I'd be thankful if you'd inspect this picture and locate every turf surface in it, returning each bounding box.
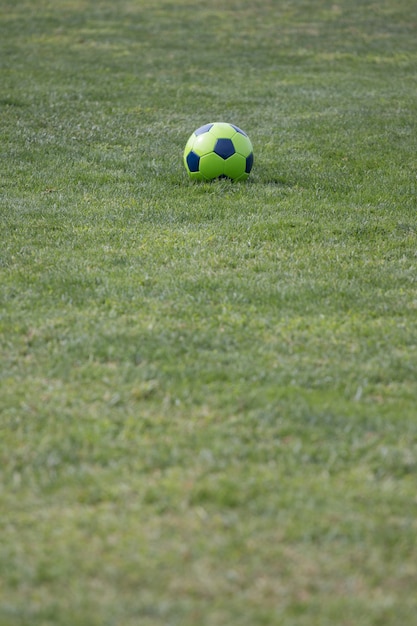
[1,1,417,624]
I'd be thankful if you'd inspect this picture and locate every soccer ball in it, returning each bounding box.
[183,122,254,181]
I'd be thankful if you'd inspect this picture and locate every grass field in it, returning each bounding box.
[1,0,417,624]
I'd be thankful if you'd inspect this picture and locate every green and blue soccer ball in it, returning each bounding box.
[184,122,253,181]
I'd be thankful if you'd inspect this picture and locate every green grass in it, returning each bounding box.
[1,0,417,624]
